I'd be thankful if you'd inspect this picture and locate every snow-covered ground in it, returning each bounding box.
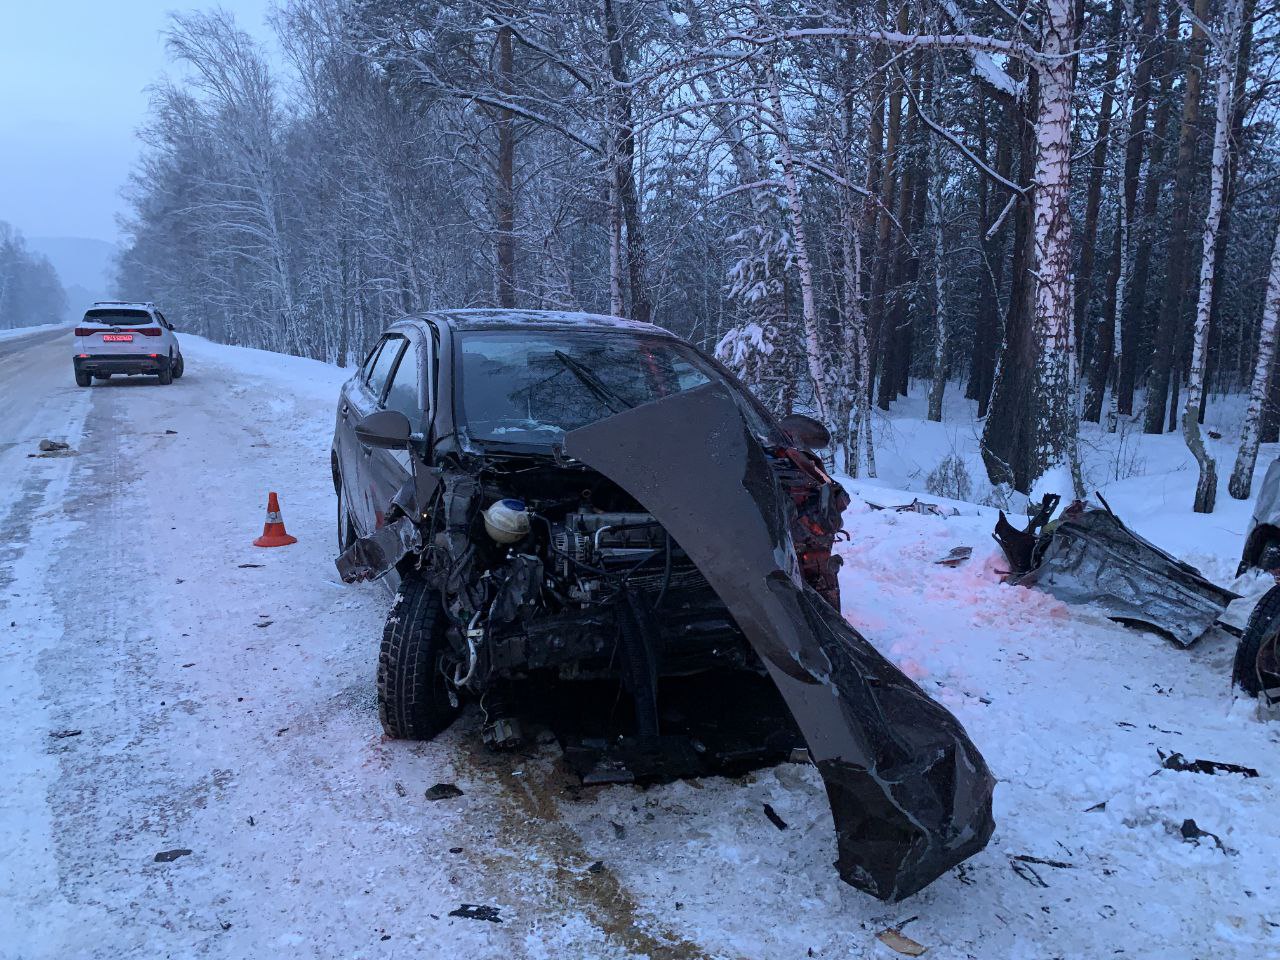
[1,329,1277,959]
[0,320,71,343]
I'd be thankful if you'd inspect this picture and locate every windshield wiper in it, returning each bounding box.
[552,350,631,414]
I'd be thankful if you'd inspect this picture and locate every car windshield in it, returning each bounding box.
[458,330,742,446]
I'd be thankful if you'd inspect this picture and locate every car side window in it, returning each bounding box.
[365,336,405,400]
[360,341,384,379]
[383,341,422,422]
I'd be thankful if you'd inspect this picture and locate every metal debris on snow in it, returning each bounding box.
[934,546,972,567]
[448,903,502,923]
[1161,751,1260,778]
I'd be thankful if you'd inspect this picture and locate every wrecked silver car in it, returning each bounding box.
[332,309,994,901]
[995,497,1237,647]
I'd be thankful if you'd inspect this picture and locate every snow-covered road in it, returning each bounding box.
[1,329,1277,959]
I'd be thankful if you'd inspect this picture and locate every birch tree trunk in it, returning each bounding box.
[1183,0,1245,513]
[1229,221,1280,499]
[763,55,831,419]
[495,19,517,308]
[1146,0,1210,434]
[1029,0,1081,486]
[927,114,948,423]
[608,159,623,317]
[1091,0,1140,432]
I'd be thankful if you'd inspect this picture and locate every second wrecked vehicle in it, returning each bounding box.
[332,309,995,901]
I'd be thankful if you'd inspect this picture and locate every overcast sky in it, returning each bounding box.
[0,1,274,244]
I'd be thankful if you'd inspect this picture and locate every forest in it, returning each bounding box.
[114,0,1280,509]
[1,222,66,329]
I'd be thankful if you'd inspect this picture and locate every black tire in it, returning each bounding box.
[1234,584,1280,696]
[74,369,91,387]
[377,574,461,740]
[157,361,173,385]
[173,353,184,379]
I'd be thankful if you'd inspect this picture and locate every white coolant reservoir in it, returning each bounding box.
[482,499,531,543]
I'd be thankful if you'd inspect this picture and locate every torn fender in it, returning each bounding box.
[564,384,995,901]
[336,515,422,583]
[1017,508,1236,647]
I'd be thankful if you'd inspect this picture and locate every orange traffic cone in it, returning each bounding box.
[253,491,298,547]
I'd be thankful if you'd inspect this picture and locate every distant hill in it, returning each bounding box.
[27,236,119,314]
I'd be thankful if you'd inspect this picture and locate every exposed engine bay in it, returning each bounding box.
[341,437,845,751]
[337,383,995,902]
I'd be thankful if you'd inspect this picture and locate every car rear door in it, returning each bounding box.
[348,333,410,532]
[368,328,430,519]
[154,311,179,359]
[335,340,385,534]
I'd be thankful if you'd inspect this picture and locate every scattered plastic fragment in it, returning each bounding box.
[877,927,927,956]
[425,783,463,801]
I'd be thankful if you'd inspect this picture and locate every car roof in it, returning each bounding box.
[412,309,676,337]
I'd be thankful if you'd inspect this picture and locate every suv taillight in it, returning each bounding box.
[140,327,162,337]
[74,327,94,336]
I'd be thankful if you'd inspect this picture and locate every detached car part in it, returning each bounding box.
[564,385,994,901]
[995,499,1236,647]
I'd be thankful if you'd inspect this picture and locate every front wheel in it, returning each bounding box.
[172,353,184,379]
[377,574,461,740]
[1234,584,1280,697]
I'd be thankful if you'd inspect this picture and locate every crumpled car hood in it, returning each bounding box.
[564,383,995,901]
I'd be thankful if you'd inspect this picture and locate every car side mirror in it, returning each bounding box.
[355,409,412,450]
[779,413,830,451]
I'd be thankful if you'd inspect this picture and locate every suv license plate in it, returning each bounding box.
[102,334,133,342]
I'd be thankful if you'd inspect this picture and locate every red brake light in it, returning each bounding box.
[75,327,94,336]
[140,327,162,337]
[149,353,159,358]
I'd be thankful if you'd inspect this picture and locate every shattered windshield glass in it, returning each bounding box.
[458,331,724,445]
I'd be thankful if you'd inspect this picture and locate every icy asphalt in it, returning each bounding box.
[1,327,1277,959]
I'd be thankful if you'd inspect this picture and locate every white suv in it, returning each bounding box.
[73,301,185,386]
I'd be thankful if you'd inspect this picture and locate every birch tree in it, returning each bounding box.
[1183,0,1246,513]
[1229,220,1280,500]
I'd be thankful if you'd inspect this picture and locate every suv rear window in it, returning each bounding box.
[84,309,151,324]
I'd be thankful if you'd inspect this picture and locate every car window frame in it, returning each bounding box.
[358,340,384,382]
[364,334,408,405]
[381,333,425,427]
